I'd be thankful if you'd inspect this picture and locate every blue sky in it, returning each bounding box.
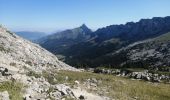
[0,0,170,33]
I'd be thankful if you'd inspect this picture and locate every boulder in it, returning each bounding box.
[0,67,12,76]
[0,91,10,100]
[145,76,151,81]
[0,67,5,72]
[50,91,62,99]
[136,73,142,79]
[79,95,85,100]
[152,77,161,82]
[74,80,80,85]
[91,78,98,83]
[55,84,75,98]
[120,71,126,76]
[23,94,32,100]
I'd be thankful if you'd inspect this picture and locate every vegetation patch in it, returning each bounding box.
[0,45,10,53]
[0,45,5,51]
[156,71,170,76]
[10,63,17,67]
[6,30,16,38]
[154,32,170,42]
[25,61,33,66]
[42,71,57,85]
[0,81,23,100]
[122,68,146,72]
[46,87,55,100]
[55,70,170,100]
[26,71,41,78]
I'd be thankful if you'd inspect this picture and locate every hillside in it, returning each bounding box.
[100,32,170,70]
[0,26,75,71]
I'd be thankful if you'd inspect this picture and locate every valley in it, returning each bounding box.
[1,0,170,99]
[37,17,170,74]
[1,11,170,100]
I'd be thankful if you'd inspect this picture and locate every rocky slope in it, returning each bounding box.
[0,25,75,72]
[0,25,111,100]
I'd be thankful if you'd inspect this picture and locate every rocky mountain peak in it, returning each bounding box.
[80,24,88,29]
[80,24,92,35]
[79,24,92,34]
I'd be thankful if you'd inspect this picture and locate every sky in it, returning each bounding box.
[0,0,170,33]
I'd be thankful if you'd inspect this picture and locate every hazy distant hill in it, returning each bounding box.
[16,31,47,41]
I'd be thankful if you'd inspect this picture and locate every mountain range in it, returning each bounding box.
[37,16,170,71]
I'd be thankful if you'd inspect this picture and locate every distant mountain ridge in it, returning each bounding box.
[16,31,47,41]
[38,16,170,70]
[94,16,170,42]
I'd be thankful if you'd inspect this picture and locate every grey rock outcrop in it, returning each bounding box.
[94,68,170,83]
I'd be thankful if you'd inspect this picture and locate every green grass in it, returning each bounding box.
[155,71,170,76]
[42,71,57,85]
[0,45,6,51]
[0,81,23,100]
[25,61,33,66]
[6,30,16,38]
[154,32,170,42]
[123,68,146,72]
[26,70,41,78]
[54,70,170,100]
[10,63,17,67]
[0,45,10,53]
